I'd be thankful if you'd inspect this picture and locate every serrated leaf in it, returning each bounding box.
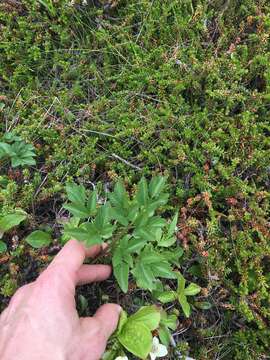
[100,224,115,239]
[136,177,148,206]
[0,240,7,253]
[149,176,167,198]
[95,202,111,231]
[132,262,155,290]
[162,314,178,330]
[109,181,129,208]
[133,210,150,227]
[159,325,171,347]
[65,223,102,246]
[87,190,97,214]
[178,293,191,317]
[118,321,152,359]
[152,262,176,279]
[168,212,178,237]
[184,283,201,296]
[66,183,86,205]
[25,230,52,249]
[126,237,147,253]
[129,306,161,331]
[0,212,27,233]
[110,207,129,226]
[176,272,186,294]
[112,247,122,267]
[0,142,13,155]
[63,203,90,218]
[157,291,177,304]
[114,262,129,293]
[126,202,138,221]
[162,248,184,264]
[148,216,167,228]
[140,251,162,264]
[146,193,169,213]
[158,236,176,247]
[133,227,155,242]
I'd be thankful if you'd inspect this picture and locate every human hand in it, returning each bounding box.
[0,239,122,360]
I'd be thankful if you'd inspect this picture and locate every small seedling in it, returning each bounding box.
[0,133,36,168]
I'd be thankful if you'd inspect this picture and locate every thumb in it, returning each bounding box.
[94,303,122,340]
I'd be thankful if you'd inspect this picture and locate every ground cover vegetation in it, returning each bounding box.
[0,0,269,359]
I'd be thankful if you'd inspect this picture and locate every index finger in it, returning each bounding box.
[47,240,104,275]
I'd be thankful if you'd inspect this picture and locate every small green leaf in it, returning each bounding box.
[112,247,122,267]
[158,236,176,247]
[114,262,129,293]
[157,291,177,304]
[162,247,184,264]
[162,314,178,330]
[87,190,97,214]
[148,216,167,228]
[149,176,167,198]
[117,310,128,335]
[64,223,102,246]
[188,264,203,278]
[100,224,115,239]
[0,240,7,253]
[25,230,52,249]
[0,212,27,233]
[168,212,178,236]
[61,217,80,243]
[118,321,152,359]
[184,283,201,296]
[178,293,191,317]
[110,207,128,226]
[194,301,212,310]
[127,203,139,222]
[129,305,161,331]
[176,272,186,295]
[159,325,171,347]
[95,202,111,231]
[63,203,90,218]
[66,183,86,205]
[152,262,176,279]
[133,227,155,242]
[126,237,147,253]
[136,177,148,206]
[0,142,13,156]
[109,181,129,208]
[132,262,155,290]
[78,294,88,313]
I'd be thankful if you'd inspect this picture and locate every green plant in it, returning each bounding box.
[0,211,27,252]
[0,133,36,168]
[154,272,201,318]
[36,0,56,16]
[25,230,52,248]
[63,177,183,293]
[103,305,176,360]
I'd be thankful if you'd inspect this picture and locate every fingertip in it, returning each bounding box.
[94,303,122,338]
[76,264,112,285]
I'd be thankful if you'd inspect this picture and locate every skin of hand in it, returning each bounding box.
[0,239,122,360]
